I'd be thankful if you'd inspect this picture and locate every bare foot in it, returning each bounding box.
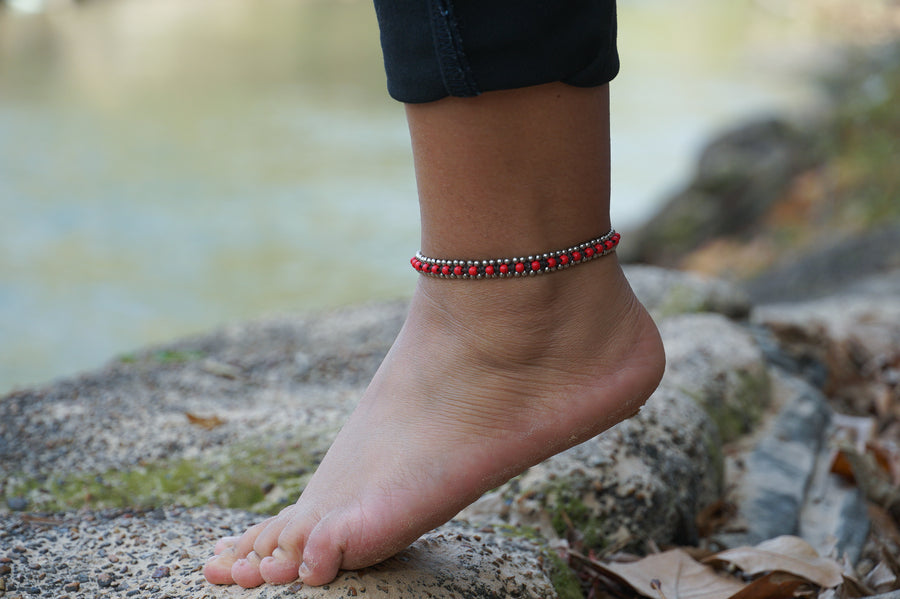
[203,257,664,587]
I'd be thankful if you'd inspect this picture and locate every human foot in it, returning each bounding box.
[203,256,664,587]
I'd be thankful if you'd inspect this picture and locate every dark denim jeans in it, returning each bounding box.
[373,0,619,103]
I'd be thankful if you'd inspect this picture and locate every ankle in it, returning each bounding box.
[411,256,644,362]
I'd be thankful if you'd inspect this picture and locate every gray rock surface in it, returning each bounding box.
[0,509,562,599]
[743,225,900,304]
[714,368,870,564]
[715,369,833,545]
[624,265,751,320]
[659,313,771,442]
[752,271,900,402]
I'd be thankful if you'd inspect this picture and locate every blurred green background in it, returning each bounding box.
[0,0,885,393]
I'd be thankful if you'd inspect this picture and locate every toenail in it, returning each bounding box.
[298,562,311,580]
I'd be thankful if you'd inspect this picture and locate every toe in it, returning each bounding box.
[203,519,272,585]
[259,549,304,584]
[230,551,266,588]
[251,506,296,558]
[258,508,318,584]
[213,536,239,555]
[203,554,236,585]
[296,521,345,587]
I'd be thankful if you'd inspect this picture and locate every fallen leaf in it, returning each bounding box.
[185,412,226,430]
[591,549,746,599]
[830,450,856,482]
[704,536,843,588]
[727,571,811,599]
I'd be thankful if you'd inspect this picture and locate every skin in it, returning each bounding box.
[203,82,666,588]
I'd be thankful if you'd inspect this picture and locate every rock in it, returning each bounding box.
[624,117,823,267]
[714,367,870,563]
[798,438,870,565]
[624,265,752,320]
[0,508,565,599]
[659,313,771,441]
[0,302,409,513]
[743,226,900,304]
[715,370,833,545]
[752,274,900,402]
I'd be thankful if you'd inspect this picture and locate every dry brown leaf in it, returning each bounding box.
[704,536,843,588]
[592,549,746,599]
[185,411,226,430]
[831,450,857,482]
[727,571,811,599]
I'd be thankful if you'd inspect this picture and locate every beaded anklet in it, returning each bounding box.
[411,230,620,279]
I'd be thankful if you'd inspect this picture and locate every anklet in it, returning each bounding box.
[411,230,620,279]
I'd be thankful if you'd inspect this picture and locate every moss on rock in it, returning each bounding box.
[3,436,321,514]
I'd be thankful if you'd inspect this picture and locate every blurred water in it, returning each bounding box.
[1,0,831,392]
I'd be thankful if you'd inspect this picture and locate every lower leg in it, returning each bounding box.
[204,82,665,588]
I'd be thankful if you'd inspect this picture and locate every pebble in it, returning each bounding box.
[6,497,27,511]
[63,581,80,592]
[97,572,114,588]
[0,564,10,575]
[151,566,170,578]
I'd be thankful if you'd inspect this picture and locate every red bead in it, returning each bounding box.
[604,240,614,250]
[612,233,621,243]
[595,244,604,253]
[531,260,541,271]
[485,264,495,276]
[430,264,440,274]
[468,265,478,277]
[547,257,557,268]
[441,265,450,275]
[572,251,582,262]
[560,254,570,265]
[515,262,525,273]
[499,264,509,274]
[453,265,463,276]
[584,247,595,258]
